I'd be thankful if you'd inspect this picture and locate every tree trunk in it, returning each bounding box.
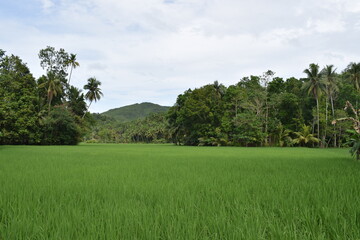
[330,95,336,147]
[82,101,92,119]
[265,99,268,146]
[316,97,321,147]
[235,99,238,119]
[48,94,53,114]
[324,97,328,148]
[264,84,269,146]
[339,126,342,148]
[68,66,73,85]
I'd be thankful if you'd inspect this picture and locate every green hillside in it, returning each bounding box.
[101,102,170,122]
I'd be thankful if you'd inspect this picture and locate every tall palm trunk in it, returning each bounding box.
[330,96,336,147]
[68,66,73,85]
[82,100,92,119]
[265,99,268,146]
[324,96,328,147]
[48,92,53,114]
[316,97,321,147]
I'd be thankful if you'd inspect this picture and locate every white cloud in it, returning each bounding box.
[1,0,360,112]
[40,0,54,12]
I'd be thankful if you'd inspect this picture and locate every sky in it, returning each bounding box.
[1,0,360,113]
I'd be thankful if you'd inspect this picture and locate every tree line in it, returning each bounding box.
[1,46,359,157]
[0,47,102,145]
[87,113,170,144]
[87,62,359,158]
[167,65,359,148]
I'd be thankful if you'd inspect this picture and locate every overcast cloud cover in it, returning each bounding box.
[1,0,360,112]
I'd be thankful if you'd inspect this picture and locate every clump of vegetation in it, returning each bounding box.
[333,101,360,160]
[167,64,359,147]
[41,106,82,145]
[292,125,319,147]
[1,46,359,148]
[0,47,103,145]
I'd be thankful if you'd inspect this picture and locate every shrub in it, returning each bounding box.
[41,106,81,145]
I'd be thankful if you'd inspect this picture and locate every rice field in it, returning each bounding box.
[0,144,359,239]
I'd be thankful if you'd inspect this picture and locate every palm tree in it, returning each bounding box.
[345,62,360,112]
[39,72,63,112]
[66,54,80,85]
[345,62,360,92]
[302,63,325,146]
[277,124,292,147]
[293,125,320,147]
[322,65,338,147]
[213,80,226,98]
[83,77,103,118]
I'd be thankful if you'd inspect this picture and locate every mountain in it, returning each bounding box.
[101,102,170,122]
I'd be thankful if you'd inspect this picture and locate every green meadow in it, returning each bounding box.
[0,144,360,239]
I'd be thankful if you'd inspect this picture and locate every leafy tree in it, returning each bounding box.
[231,112,265,146]
[167,84,224,145]
[273,92,302,131]
[83,77,103,118]
[38,46,69,80]
[42,106,81,145]
[167,89,192,144]
[0,54,40,144]
[268,77,285,95]
[67,86,87,117]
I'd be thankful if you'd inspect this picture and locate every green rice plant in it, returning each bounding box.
[0,145,359,239]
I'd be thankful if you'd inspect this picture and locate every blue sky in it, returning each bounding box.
[1,0,360,113]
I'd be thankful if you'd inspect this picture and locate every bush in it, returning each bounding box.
[41,106,81,145]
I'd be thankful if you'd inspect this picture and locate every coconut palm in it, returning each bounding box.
[302,63,325,146]
[83,77,103,118]
[322,65,338,146]
[66,53,79,85]
[39,72,63,112]
[277,124,293,147]
[345,62,360,92]
[213,80,226,98]
[293,125,320,147]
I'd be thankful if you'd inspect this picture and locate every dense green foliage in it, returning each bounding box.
[332,101,360,160]
[88,64,359,151]
[1,145,359,239]
[0,54,40,144]
[88,112,170,143]
[41,106,82,145]
[0,47,102,145]
[102,102,170,122]
[0,46,358,149]
[168,66,359,147]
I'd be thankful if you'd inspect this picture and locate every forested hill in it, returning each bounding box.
[101,102,170,122]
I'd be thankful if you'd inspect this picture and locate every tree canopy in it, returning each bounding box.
[0,47,102,145]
